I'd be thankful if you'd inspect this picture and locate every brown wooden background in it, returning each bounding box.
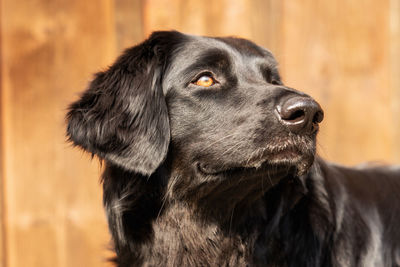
[1,0,399,266]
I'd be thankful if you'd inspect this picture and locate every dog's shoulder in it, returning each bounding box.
[308,160,400,266]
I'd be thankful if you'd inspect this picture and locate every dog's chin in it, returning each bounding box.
[197,161,294,177]
[266,152,315,176]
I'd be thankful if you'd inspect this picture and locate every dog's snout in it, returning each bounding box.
[276,97,324,134]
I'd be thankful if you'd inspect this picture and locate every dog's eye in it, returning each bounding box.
[194,75,215,87]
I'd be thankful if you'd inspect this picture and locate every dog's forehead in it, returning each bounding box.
[185,35,276,59]
[170,35,278,68]
[197,35,274,56]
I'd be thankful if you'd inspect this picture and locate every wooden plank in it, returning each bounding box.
[1,0,117,266]
[142,0,283,54]
[279,0,396,165]
[248,0,284,57]
[115,0,145,51]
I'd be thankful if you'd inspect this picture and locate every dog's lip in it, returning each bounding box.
[267,147,303,161]
[197,162,224,175]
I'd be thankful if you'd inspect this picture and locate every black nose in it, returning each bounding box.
[277,97,324,134]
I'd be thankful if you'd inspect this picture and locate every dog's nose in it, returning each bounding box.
[277,97,324,134]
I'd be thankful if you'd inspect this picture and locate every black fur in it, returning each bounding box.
[67,31,400,266]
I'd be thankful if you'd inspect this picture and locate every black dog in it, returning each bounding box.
[67,31,400,266]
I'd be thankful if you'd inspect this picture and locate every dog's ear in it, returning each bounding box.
[67,31,183,175]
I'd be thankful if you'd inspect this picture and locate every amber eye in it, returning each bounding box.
[194,75,215,87]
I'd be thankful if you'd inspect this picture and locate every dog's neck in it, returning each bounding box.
[164,166,306,225]
[148,170,308,266]
[151,200,256,266]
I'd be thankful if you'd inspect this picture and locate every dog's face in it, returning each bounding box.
[164,35,323,180]
[67,31,323,193]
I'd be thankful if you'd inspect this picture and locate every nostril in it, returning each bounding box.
[284,109,306,123]
[313,110,324,124]
[277,102,307,124]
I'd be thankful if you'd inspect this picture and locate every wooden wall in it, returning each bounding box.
[1,0,399,266]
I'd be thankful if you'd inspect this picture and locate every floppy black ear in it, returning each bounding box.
[67,31,184,175]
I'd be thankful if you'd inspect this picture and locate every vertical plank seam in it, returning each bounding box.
[390,0,400,160]
[0,0,8,265]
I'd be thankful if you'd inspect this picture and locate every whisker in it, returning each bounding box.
[200,133,241,152]
[229,205,235,236]
[220,141,244,157]
[157,175,179,220]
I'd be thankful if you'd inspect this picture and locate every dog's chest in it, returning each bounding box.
[146,204,253,266]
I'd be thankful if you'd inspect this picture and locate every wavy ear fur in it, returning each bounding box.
[67,31,184,175]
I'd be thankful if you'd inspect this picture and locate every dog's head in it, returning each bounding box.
[67,31,323,190]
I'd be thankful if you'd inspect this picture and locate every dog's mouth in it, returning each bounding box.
[197,136,316,177]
